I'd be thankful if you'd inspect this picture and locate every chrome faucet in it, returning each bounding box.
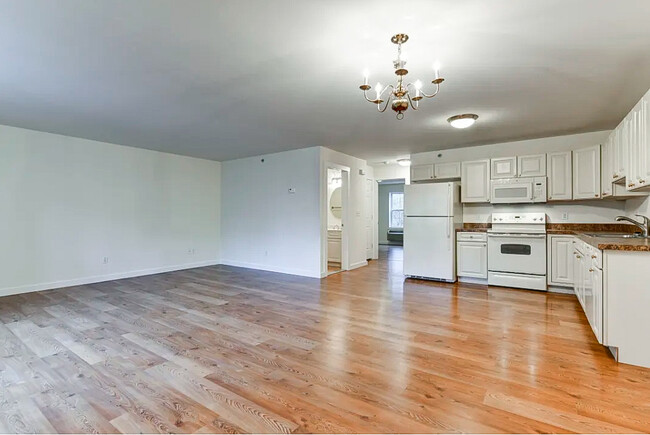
[616,214,650,237]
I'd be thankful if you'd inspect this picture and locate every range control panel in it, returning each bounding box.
[491,212,546,224]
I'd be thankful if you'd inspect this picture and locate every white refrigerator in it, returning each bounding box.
[403,182,462,281]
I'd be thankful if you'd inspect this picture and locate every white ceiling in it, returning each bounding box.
[1,0,649,162]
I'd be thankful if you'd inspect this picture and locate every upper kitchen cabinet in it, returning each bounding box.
[411,162,461,182]
[613,126,626,182]
[573,145,601,200]
[547,151,572,201]
[602,136,613,197]
[410,164,434,182]
[626,91,650,191]
[517,154,546,177]
[433,162,461,180]
[461,159,490,203]
[490,157,517,179]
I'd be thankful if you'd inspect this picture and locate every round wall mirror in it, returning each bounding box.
[330,187,342,218]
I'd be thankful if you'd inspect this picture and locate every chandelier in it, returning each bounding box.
[359,33,444,120]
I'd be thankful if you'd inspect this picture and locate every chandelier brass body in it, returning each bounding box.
[359,33,444,120]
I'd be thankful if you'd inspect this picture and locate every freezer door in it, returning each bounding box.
[403,216,455,281]
[404,183,452,217]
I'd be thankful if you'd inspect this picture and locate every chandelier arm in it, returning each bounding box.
[406,92,419,110]
[378,84,395,100]
[419,82,440,99]
[377,93,393,112]
[362,89,376,104]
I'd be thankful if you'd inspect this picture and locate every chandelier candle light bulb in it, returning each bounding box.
[359,34,444,119]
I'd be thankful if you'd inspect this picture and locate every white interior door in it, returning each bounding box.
[364,178,373,260]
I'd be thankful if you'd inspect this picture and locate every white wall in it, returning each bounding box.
[220,147,322,278]
[371,163,410,183]
[410,131,630,223]
[320,147,375,276]
[625,196,650,219]
[464,201,626,224]
[0,124,221,297]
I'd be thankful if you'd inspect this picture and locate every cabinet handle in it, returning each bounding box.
[589,268,594,272]
[629,183,636,188]
[576,255,582,259]
[591,255,597,259]
[640,179,646,184]
[613,173,619,178]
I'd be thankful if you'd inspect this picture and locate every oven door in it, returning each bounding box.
[488,233,547,275]
[490,180,534,204]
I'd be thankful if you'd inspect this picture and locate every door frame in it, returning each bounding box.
[321,162,350,277]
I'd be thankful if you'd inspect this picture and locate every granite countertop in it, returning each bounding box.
[572,233,650,252]
[457,223,650,251]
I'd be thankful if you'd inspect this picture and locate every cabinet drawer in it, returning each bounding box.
[457,232,487,242]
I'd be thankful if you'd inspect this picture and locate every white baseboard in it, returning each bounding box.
[458,276,488,285]
[0,259,221,298]
[547,285,575,294]
[348,260,368,271]
[219,259,321,279]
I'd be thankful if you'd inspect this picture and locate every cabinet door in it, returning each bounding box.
[601,137,613,197]
[461,159,490,203]
[624,115,639,190]
[628,109,642,190]
[547,151,572,201]
[572,246,584,306]
[591,267,603,343]
[615,121,627,181]
[573,145,601,199]
[327,239,341,262]
[548,236,574,286]
[491,157,517,179]
[517,154,546,177]
[637,93,650,186]
[433,162,461,180]
[411,164,434,182]
[457,242,487,279]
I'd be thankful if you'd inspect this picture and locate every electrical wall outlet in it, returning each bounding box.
[561,212,569,221]
[102,257,109,264]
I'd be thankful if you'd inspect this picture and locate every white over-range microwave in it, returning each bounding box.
[490,177,547,204]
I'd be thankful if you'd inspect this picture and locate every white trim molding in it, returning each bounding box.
[0,259,221,298]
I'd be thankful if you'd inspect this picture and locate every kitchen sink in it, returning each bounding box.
[584,233,648,239]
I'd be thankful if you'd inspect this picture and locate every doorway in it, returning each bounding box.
[326,167,344,274]
[378,179,405,248]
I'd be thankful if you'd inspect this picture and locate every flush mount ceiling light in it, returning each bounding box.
[397,159,411,167]
[359,33,444,120]
[447,114,478,129]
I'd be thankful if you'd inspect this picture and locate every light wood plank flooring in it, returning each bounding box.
[1,246,650,433]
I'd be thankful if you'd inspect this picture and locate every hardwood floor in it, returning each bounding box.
[1,246,650,433]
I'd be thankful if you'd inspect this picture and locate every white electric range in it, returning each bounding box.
[487,212,547,291]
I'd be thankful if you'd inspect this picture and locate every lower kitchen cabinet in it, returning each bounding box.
[547,235,574,287]
[572,239,603,344]
[457,232,487,279]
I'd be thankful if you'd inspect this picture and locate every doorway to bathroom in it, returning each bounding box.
[326,167,346,275]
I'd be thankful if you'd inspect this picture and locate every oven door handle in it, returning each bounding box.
[488,233,547,239]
